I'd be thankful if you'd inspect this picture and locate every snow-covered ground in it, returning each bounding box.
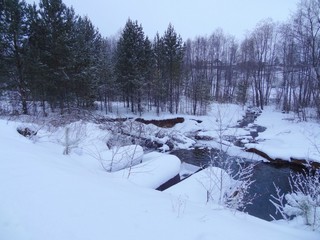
[0,116,319,240]
[245,107,320,163]
[114,152,181,189]
[165,166,236,204]
[163,104,320,164]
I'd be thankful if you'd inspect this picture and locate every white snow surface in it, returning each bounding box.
[100,145,144,172]
[165,167,235,204]
[245,107,320,163]
[0,118,319,240]
[114,152,181,189]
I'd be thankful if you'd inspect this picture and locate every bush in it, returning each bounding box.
[270,168,320,231]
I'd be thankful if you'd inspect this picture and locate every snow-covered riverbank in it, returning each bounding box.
[152,104,320,167]
[244,107,320,166]
[0,116,319,240]
[113,103,320,167]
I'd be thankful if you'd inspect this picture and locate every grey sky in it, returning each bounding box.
[27,0,299,40]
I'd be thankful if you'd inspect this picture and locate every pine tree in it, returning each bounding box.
[35,0,76,114]
[96,37,117,113]
[162,24,185,113]
[0,0,30,114]
[115,19,147,113]
[24,2,48,114]
[152,33,166,114]
[141,36,154,111]
[71,16,102,108]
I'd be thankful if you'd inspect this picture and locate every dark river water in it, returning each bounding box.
[171,148,303,221]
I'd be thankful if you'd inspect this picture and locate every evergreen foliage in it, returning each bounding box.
[115,19,147,114]
[0,0,29,114]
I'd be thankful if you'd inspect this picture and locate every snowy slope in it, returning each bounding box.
[0,119,319,240]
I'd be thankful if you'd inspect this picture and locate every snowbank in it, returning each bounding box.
[245,107,320,164]
[0,118,319,240]
[113,152,181,189]
[99,145,144,172]
[165,167,235,204]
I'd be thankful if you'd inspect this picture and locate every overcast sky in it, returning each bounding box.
[26,0,299,40]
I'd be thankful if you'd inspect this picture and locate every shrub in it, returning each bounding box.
[270,168,320,231]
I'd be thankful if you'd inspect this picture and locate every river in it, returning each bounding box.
[171,148,303,221]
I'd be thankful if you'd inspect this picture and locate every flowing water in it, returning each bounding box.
[163,107,303,221]
[171,148,303,221]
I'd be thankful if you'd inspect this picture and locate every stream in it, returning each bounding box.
[171,148,303,221]
[169,107,302,221]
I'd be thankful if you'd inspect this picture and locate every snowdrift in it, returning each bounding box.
[165,167,235,204]
[0,119,319,240]
[113,152,181,189]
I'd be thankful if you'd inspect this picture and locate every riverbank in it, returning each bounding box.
[243,107,320,168]
[164,105,320,169]
[1,117,319,239]
[7,103,320,168]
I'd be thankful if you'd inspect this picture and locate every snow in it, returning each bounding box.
[180,162,201,179]
[245,107,320,163]
[167,103,262,160]
[172,103,245,134]
[165,167,235,204]
[100,145,144,172]
[164,103,320,164]
[113,152,181,189]
[0,118,319,240]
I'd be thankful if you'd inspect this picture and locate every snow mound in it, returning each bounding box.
[165,167,235,204]
[114,152,181,189]
[99,145,144,172]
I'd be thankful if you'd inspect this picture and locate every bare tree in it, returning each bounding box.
[237,37,255,106]
[247,19,278,109]
[184,37,211,115]
[292,0,320,118]
[208,29,226,102]
[277,23,298,113]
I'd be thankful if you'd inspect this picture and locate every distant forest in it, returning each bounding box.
[1,0,320,118]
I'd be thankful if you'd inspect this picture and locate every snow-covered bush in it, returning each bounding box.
[223,161,255,210]
[200,166,234,205]
[105,119,145,148]
[270,169,320,231]
[171,195,187,218]
[202,152,255,211]
[58,122,87,155]
[99,145,144,173]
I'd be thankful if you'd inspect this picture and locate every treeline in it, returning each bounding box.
[1,0,320,118]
